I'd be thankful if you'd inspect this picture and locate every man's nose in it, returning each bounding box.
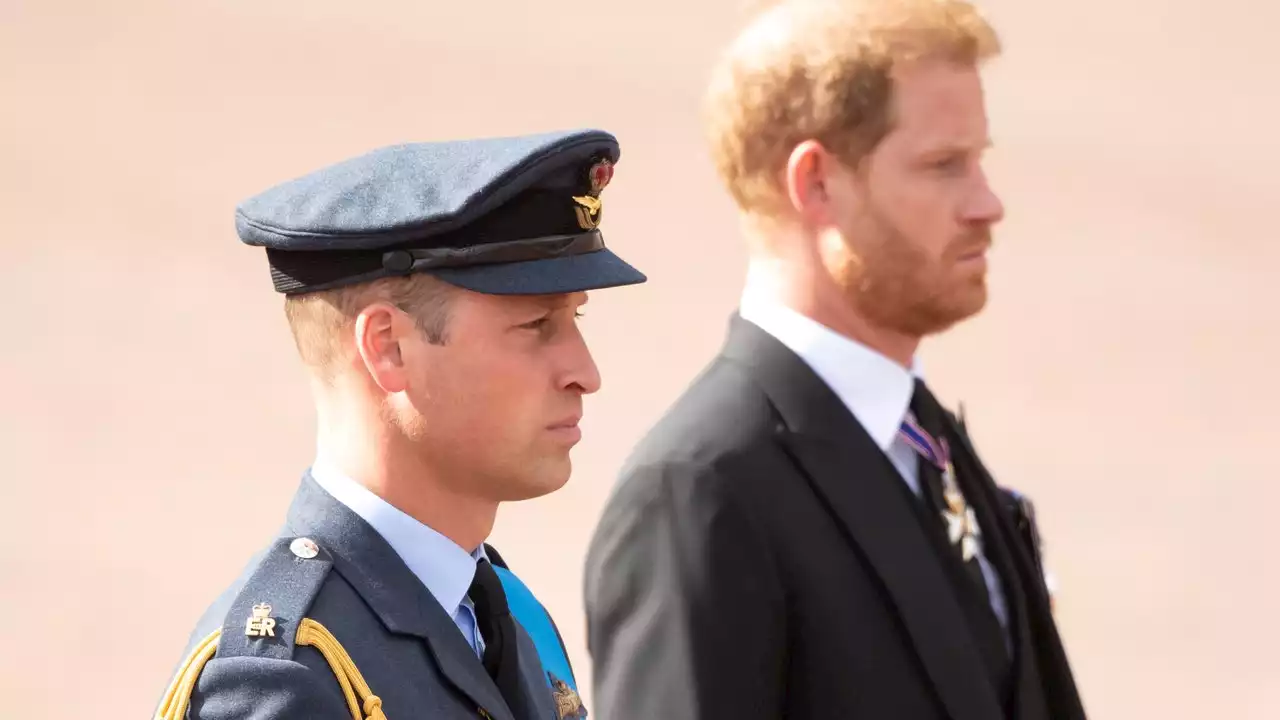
[561,332,602,395]
[964,169,1004,225]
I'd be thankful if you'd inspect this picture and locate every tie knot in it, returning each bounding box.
[901,379,950,471]
[468,559,509,619]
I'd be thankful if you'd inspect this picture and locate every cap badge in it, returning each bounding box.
[572,159,613,230]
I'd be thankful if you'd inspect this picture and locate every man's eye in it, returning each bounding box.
[520,316,551,330]
[931,153,978,176]
[574,310,585,319]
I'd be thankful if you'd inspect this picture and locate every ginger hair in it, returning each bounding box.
[704,0,1001,213]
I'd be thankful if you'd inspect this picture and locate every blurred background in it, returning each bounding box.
[3,0,1278,717]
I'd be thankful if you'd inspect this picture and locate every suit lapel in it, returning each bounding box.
[942,417,1042,717]
[943,416,1086,720]
[721,316,1004,720]
[284,475,517,720]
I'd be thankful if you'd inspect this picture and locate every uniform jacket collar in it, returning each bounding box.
[282,473,517,720]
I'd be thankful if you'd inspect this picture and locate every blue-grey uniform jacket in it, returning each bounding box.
[154,474,586,720]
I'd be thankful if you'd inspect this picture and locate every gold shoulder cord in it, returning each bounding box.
[153,618,388,720]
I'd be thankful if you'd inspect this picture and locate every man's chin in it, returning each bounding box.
[502,459,572,502]
[906,288,988,337]
[950,285,988,322]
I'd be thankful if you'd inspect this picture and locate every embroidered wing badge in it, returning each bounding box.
[548,672,587,719]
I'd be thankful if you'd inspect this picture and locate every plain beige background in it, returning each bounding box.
[3,0,1277,717]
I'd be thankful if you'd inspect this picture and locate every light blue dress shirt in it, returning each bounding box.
[739,286,1010,640]
[310,459,487,657]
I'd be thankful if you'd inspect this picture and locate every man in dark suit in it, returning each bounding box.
[153,129,644,720]
[583,1,1087,718]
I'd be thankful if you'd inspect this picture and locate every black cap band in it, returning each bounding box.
[380,230,604,275]
[267,230,606,294]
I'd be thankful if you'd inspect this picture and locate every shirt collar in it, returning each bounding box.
[738,285,922,451]
[309,458,487,619]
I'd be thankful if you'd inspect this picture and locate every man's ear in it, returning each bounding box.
[785,140,837,223]
[354,302,412,394]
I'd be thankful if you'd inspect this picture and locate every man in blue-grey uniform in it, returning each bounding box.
[153,129,645,720]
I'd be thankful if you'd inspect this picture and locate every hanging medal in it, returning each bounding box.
[939,440,982,561]
[899,415,983,561]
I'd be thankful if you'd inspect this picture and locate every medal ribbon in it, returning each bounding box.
[899,412,950,471]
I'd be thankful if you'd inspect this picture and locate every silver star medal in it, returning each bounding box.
[941,461,982,561]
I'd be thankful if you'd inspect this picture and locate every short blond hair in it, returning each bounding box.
[283,273,455,381]
[704,0,1001,213]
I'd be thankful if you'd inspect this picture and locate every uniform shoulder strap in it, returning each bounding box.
[484,544,586,717]
[154,536,390,720]
[216,536,334,660]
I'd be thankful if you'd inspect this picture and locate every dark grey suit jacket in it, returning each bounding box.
[159,474,567,720]
[584,316,1087,720]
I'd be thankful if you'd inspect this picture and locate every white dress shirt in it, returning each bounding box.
[310,459,487,656]
[738,285,1010,635]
